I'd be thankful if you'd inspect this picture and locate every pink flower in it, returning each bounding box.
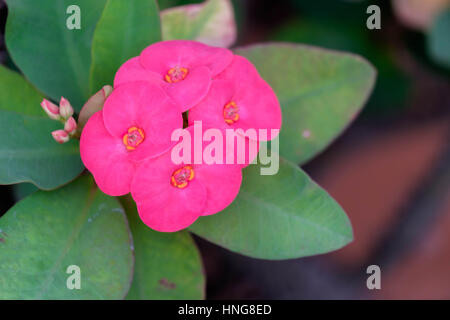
[80,82,182,196]
[77,42,282,232]
[189,55,282,141]
[114,40,233,112]
[131,127,242,232]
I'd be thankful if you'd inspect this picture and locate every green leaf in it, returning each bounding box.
[0,66,84,190]
[161,0,236,47]
[121,196,205,300]
[271,18,409,117]
[13,183,38,202]
[5,0,107,110]
[234,43,376,165]
[428,8,450,68]
[89,0,161,93]
[190,158,353,260]
[0,176,134,299]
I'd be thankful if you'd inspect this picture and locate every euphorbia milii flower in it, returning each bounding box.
[188,55,282,141]
[114,40,233,112]
[131,127,242,232]
[80,81,182,196]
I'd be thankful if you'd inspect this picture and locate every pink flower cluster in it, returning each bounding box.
[80,40,281,232]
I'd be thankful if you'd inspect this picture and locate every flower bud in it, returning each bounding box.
[78,85,113,129]
[52,130,69,144]
[102,85,113,98]
[40,99,61,120]
[64,117,77,135]
[59,97,74,119]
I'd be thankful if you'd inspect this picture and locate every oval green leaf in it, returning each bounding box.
[234,43,376,165]
[89,0,161,93]
[121,196,205,300]
[161,0,236,48]
[5,0,107,110]
[0,176,134,299]
[190,158,353,260]
[0,66,84,190]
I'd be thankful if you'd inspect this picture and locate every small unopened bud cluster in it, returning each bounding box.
[40,97,78,144]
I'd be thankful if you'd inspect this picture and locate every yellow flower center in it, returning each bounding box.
[165,66,189,83]
[170,165,195,189]
[122,126,145,151]
[223,101,239,125]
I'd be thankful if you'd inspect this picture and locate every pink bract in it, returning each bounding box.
[80,82,182,196]
[189,55,282,141]
[191,120,259,168]
[131,127,243,232]
[114,57,160,87]
[114,40,233,112]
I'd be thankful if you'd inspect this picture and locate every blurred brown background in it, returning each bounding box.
[1,0,449,299]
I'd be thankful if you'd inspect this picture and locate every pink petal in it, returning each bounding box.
[188,80,234,131]
[215,54,260,83]
[190,124,258,168]
[80,112,135,196]
[208,55,282,141]
[114,57,162,88]
[163,66,212,112]
[232,78,282,141]
[139,40,233,77]
[136,197,202,233]
[131,152,206,232]
[223,131,260,168]
[195,162,242,216]
[188,81,260,167]
[171,126,244,214]
[102,81,183,162]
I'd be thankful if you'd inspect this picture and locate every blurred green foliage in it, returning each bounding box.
[270,0,410,117]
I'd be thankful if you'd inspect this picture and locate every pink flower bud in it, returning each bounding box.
[64,117,77,135]
[52,130,69,144]
[59,97,74,119]
[40,99,61,120]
